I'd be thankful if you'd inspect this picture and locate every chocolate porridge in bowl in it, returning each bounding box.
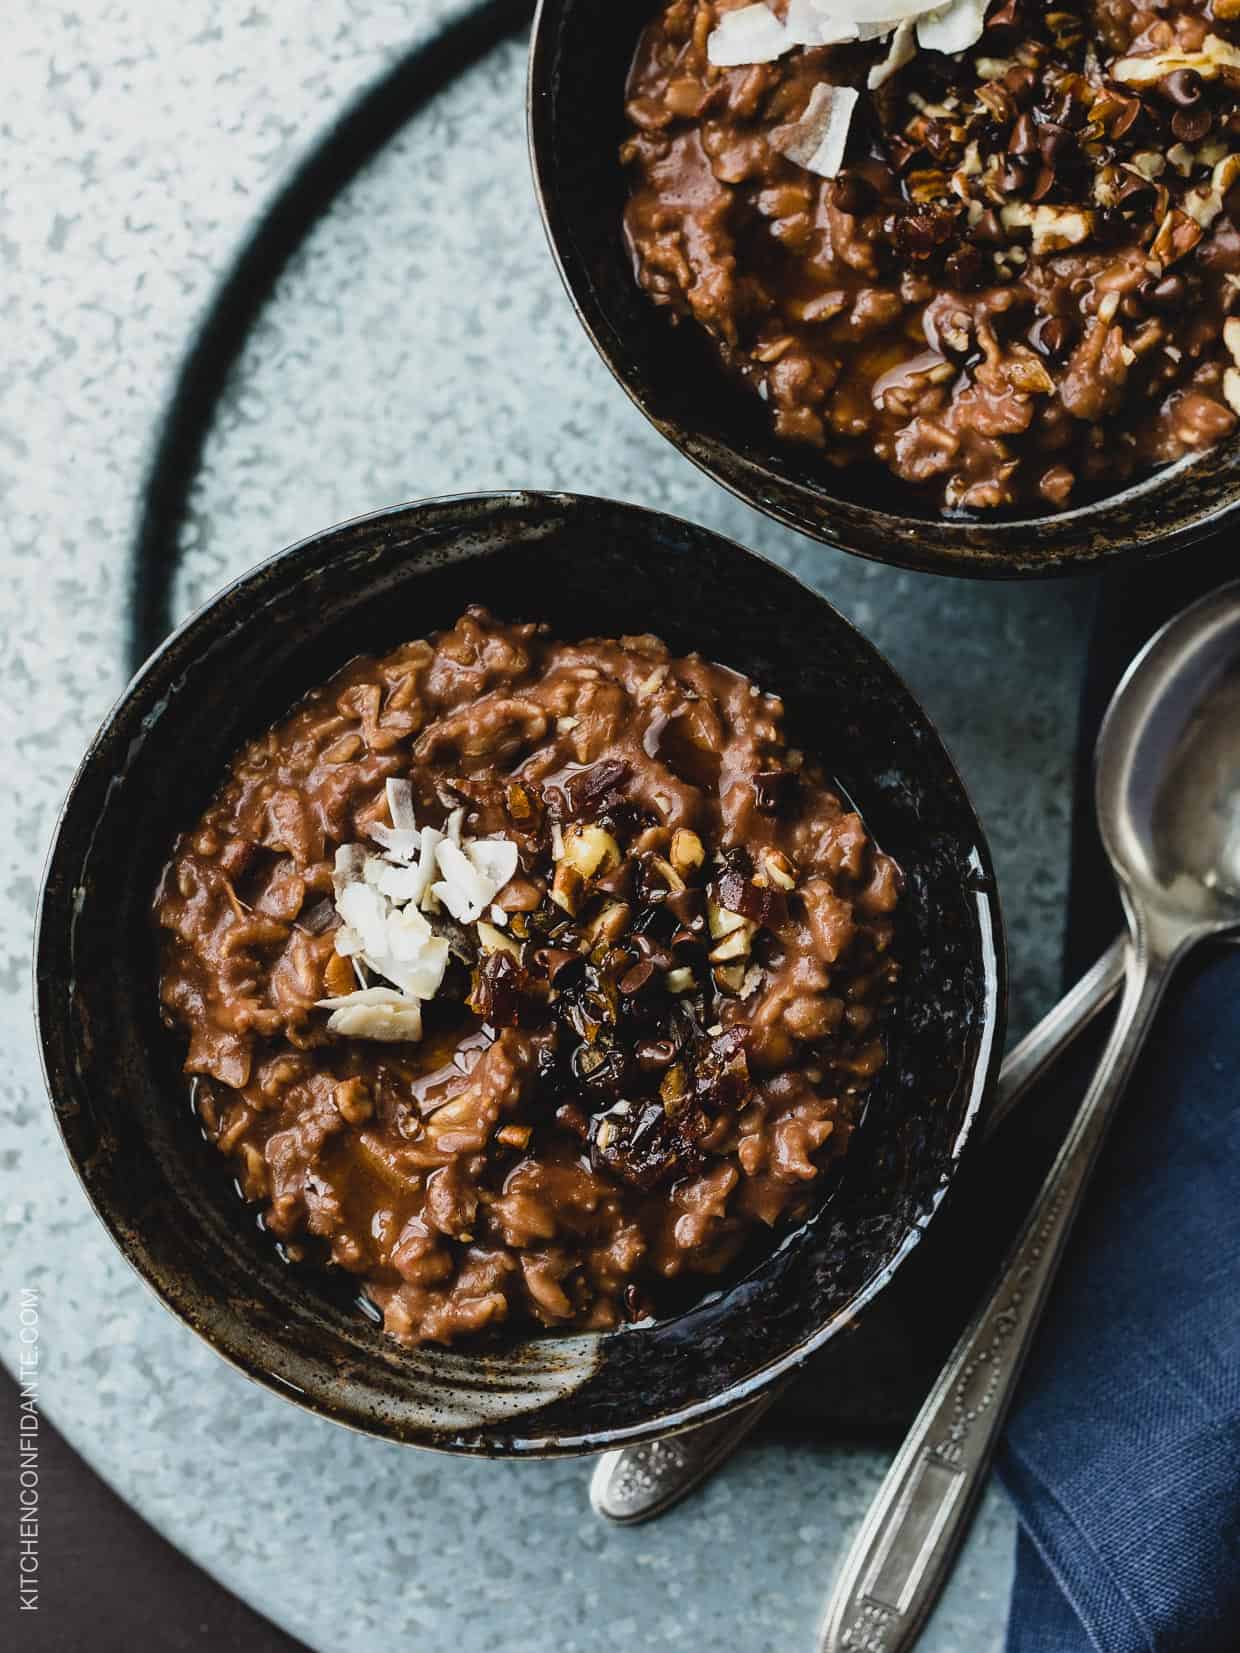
[622,0,1240,513]
[157,609,901,1349]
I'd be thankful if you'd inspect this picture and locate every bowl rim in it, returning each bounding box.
[525,0,1240,581]
[35,488,1006,1455]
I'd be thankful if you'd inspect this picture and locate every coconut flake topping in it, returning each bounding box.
[704,0,989,170]
[770,81,860,176]
[315,789,521,1042]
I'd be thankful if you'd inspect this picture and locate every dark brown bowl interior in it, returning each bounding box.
[527,0,1240,577]
[37,492,1004,1455]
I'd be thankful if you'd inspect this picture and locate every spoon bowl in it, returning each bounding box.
[1098,581,1240,943]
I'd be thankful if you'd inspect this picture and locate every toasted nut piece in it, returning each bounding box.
[670,828,705,876]
[1225,368,1240,416]
[560,822,621,879]
[1001,201,1093,254]
[239,1140,268,1199]
[586,900,632,945]
[551,862,586,915]
[334,1077,374,1125]
[759,847,797,892]
[665,965,696,994]
[713,963,748,995]
[709,924,756,964]
[1225,316,1240,365]
[322,733,363,765]
[708,899,751,940]
[477,920,521,958]
[660,1064,688,1105]
[651,854,687,895]
[595,1119,617,1149]
[323,950,355,998]
[636,664,668,700]
[496,1123,532,1150]
[1113,35,1240,86]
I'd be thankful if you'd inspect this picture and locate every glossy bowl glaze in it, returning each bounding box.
[527,0,1240,578]
[37,492,1004,1455]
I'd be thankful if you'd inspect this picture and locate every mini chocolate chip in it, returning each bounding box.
[632,932,675,970]
[1116,172,1156,215]
[537,946,583,985]
[664,887,705,929]
[944,243,983,288]
[1120,292,1145,320]
[1037,121,1074,164]
[1029,163,1056,203]
[619,960,655,995]
[636,1038,677,1071]
[751,769,794,811]
[885,137,923,175]
[1001,156,1034,194]
[831,171,877,216]
[1094,207,1130,245]
[555,1101,590,1140]
[1109,96,1142,140]
[1171,106,1212,144]
[1035,315,1075,359]
[1140,273,1187,311]
[971,208,1004,244]
[1159,68,1203,108]
[1050,92,1088,132]
[1003,65,1038,107]
[594,860,635,900]
[1008,113,1038,156]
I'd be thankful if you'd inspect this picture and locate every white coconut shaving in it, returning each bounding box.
[867,16,917,87]
[316,986,425,1042]
[366,777,421,860]
[703,0,989,106]
[770,81,860,177]
[915,0,986,54]
[707,2,791,65]
[317,791,522,1042]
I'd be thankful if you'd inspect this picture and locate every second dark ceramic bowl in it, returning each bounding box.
[37,492,1003,1455]
[528,0,1240,578]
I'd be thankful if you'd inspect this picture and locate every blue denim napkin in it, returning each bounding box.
[999,947,1240,1652]
[998,544,1240,1652]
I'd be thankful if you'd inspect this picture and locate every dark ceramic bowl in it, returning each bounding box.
[527,0,1240,578]
[37,492,1004,1456]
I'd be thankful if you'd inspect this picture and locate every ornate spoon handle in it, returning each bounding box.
[818,944,1170,1653]
[590,938,1127,1527]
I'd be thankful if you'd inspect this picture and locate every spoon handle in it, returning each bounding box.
[589,937,1128,1527]
[818,944,1173,1653]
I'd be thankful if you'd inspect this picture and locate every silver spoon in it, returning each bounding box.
[589,936,1126,1523]
[819,580,1240,1653]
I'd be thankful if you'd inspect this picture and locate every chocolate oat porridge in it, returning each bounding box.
[157,609,900,1347]
[622,0,1240,512]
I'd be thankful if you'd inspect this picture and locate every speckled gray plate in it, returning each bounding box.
[36,490,1004,1456]
[528,0,1240,577]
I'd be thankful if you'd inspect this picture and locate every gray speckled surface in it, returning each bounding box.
[5,1,1099,1647]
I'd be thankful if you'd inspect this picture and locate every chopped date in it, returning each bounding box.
[470,951,544,1027]
[589,1099,706,1191]
[711,855,785,929]
[548,759,632,821]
